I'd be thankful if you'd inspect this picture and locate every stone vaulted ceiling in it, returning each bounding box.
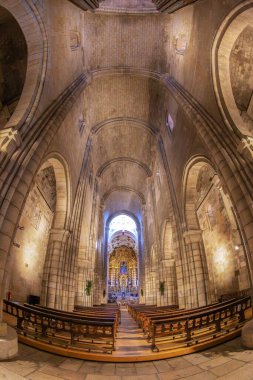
[81,1,172,218]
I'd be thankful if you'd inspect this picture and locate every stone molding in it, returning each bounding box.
[96,157,152,177]
[68,0,100,11]
[153,0,200,13]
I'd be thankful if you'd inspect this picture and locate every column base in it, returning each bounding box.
[0,325,18,360]
[241,320,253,349]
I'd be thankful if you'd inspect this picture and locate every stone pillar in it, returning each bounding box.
[139,204,147,303]
[160,259,177,306]
[104,226,110,299]
[150,178,162,306]
[41,228,71,309]
[183,229,208,308]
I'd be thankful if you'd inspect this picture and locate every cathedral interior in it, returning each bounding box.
[0,0,253,378]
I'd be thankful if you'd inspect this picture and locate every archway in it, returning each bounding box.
[0,5,27,129]
[183,157,250,305]
[107,213,139,303]
[212,1,253,137]
[161,220,178,306]
[4,155,70,305]
[0,0,46,134]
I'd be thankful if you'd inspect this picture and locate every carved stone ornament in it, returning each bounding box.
[237,136,253,160]
[0,128,22,160]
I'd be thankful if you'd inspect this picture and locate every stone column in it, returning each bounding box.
[94,204,106,305]
[161,259,177,306]
[139,204,148,303]
[41,228,71,309]
[183,229,208,308]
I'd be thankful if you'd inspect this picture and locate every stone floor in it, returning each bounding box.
[1,337,253,379]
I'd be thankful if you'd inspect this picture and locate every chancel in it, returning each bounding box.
[0,0,253,378]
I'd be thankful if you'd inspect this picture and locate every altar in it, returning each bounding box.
[108,246,138,301]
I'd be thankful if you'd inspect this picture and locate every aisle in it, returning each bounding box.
[113,306,152,357]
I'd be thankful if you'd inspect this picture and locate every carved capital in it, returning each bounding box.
[183,229,203,244]
[237,137,253,161]
[0,128,22,159]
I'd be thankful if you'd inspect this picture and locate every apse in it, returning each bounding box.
[107,213,139,302]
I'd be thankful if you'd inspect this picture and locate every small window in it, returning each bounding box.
[166,113,175,137]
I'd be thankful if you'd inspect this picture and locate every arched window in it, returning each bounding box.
[109,214,137,239]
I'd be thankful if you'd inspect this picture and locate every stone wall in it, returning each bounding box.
[7,167,55,303]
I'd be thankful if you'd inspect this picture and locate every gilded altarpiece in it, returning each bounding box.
[108,246,138,299]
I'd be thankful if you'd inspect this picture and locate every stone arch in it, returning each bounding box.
[212,0,253,137]
[160,219,178,305]
[0,6,27,129]
[104,211,142,301]
[4,154,70,303]
[182,156,250,304]
[162,219,174,260]
[39,154,71,230]
[0,1,46,132]
[182,156,215,231]
[96,157,152,178]
[37,155,71,307]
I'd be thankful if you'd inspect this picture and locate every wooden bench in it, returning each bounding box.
[219,288,251,302]
[149,296,251,352]
[74,304,121,324]
[26,303,120,324]
[4,300,117,354]
[140,300,238,338]
[23,303,120,335]
[127,303,179,329]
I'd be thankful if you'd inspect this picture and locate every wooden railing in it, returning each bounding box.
[3,300,117,354]
[24,303,121,329]
[127,304,179,327]
[218,288,251,302]
[74,304,121,324]
[150,296,251,352]
[132,300,238,336]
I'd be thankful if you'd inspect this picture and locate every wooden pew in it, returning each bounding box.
[149,296,251,352]
[73,304,121,324]
[24,303,120,331]
[218,288,251,302]
[3,300,116,354]
[140,300,237,337]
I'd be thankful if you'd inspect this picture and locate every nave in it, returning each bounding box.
[3,293,252,362]
[0,0,253,371]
